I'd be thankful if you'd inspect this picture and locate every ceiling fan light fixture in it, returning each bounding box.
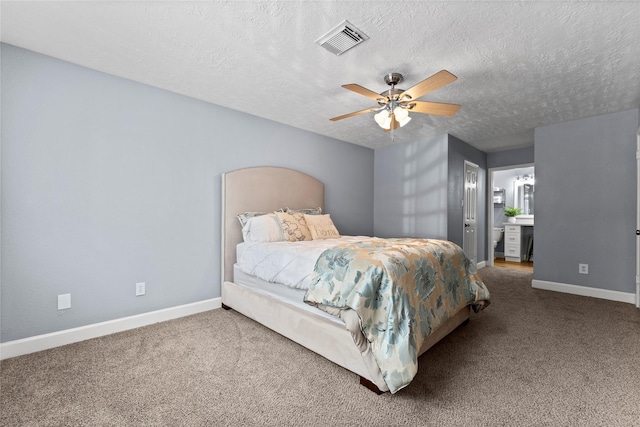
[393,106,409,122]
[374,110,390,128]
[384,106,410,128]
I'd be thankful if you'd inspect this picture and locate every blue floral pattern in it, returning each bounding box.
[304,238,490,393]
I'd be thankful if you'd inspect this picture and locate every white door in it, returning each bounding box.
[463,161,479,264]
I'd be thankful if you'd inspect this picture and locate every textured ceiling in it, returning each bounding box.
[1,1,639,151]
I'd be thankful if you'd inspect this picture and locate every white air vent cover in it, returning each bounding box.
[315,20,369,56]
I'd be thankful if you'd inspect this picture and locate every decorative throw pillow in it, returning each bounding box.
[237,211,267,228]
[242,214,284,242]
[285,207,322,215]
[275,211,313,242]
[304,214,340,240]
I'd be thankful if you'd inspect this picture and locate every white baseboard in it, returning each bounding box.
[0,298,221,360]
[532,280,635,304]
[476,261,487,269]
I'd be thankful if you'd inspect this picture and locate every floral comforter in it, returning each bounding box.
[303,238,490,393]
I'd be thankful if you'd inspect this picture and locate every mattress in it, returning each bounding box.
[236,235,369,289]
[232,265,342,324]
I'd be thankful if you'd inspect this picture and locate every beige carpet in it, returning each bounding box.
[2,267,639,426]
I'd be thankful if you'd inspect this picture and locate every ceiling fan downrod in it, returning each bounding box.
[379,72,408,105]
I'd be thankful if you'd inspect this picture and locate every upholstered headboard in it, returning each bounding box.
[221,166,325,283]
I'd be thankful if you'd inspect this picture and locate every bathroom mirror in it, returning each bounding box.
[514,176,534,215]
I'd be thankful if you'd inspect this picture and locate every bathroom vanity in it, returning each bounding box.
[504,222,534,263]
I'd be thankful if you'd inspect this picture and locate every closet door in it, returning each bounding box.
[463,161,479,265]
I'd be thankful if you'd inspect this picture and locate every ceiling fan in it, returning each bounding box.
[330,70,461,131]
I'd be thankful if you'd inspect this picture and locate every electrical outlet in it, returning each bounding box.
[136,282,146,296]
[578,264,589,274]
[57,294,71,310]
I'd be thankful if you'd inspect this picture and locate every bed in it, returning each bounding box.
[220,166,490,394]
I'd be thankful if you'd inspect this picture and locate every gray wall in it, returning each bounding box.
[1,44,375,342]
[534,108,638,293]
[373,135,449,239]
[447,135,488,262]
[487,146,534,169]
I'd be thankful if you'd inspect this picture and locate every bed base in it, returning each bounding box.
[221,279,471,393]
[222,279,389,391]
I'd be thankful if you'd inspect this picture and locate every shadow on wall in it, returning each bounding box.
[400,140,448,237]
[374,135,448,239]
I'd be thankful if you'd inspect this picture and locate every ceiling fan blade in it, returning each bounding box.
[406,101,461,116]
[399,70,458,101]
[342,84,386,102]
[330,107,380,121]
[383,114,400,132]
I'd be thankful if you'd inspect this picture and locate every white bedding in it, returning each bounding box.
[236,235,369,289]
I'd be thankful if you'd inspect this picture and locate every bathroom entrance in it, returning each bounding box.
[488,164,534,272]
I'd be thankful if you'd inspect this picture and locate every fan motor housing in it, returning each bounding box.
[378,73,410,104]
[378,88,407,105]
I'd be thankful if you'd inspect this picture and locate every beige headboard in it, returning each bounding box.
[221,166,325,283]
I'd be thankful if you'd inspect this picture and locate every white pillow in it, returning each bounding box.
[237,211,267,228]
[303,214,340,240]
[242,214,285,242]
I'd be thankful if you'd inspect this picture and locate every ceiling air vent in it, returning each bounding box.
[315,20,369,56]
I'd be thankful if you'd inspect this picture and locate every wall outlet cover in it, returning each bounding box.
[579,264,589,274]
[136,282,146,296]
[57,293,71,310]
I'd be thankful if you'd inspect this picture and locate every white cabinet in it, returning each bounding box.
[503,224,534,262]
[504,225,522,262]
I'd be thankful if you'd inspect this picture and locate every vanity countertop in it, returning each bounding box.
[505,215,534,226]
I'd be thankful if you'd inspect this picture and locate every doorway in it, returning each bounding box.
[488,164,534,272]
